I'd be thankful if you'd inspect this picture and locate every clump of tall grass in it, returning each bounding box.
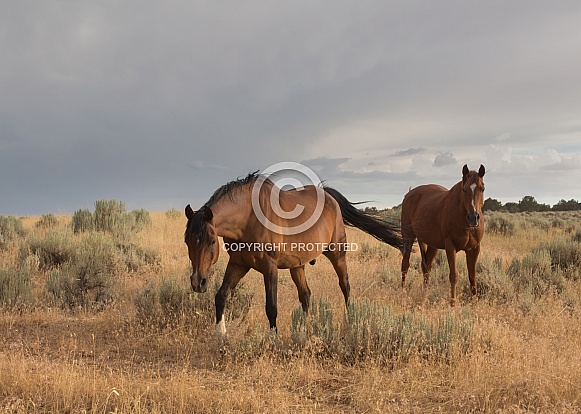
[165,208,182,220]
[290,297,473,365]
[573,229,581,243]
[357,241,392,261]
[0,216,26,249]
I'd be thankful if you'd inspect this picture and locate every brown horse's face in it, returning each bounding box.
[184,205,220,293]
[461,164,486,227]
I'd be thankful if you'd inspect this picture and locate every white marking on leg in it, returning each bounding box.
[216,319,226,336]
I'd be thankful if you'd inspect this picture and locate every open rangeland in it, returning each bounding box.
[1,209,581,413]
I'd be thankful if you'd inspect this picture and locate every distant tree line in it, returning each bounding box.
[363,196,581,215]
[484,196,581,212]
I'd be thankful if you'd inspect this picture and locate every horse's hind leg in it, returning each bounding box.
[420,243,439,287]
[401,234,415,289]
[325,251,350,306]
[290,266,311,313]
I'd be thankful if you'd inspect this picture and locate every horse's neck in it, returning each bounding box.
[448,182,467,212]
[211,190,253,240]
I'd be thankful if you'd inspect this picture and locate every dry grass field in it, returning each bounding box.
[1,208,581,413]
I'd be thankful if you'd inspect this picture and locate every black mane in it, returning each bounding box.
[205,171,260,207]
[185,171,260,242]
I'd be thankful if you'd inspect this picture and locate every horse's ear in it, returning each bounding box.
[201,206,214,222]
[478,164,485,177]
[185,204,195,220]
[462,164,469,181]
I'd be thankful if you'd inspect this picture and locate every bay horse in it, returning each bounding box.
[400,164,485,305]
[185,172,403,334]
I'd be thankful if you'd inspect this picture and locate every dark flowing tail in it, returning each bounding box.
[324,187,404,251]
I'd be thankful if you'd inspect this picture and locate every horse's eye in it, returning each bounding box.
[210,239,216,246]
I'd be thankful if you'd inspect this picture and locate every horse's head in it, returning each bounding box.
[461,164,486,227]
[184,204,220,293]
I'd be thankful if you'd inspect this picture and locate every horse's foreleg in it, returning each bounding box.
[290,266,311,314]
[445,244,459,306]
[418,241,429,286]
[215,261,249,336]
[466,245,480,299]
[263,267,279,332]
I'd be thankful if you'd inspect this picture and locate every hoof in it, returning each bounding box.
[216,319,226,336]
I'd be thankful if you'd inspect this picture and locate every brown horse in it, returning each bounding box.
[185,172,403,334]
[400,164,485,305]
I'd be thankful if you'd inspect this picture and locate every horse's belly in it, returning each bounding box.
[415,230,446,250]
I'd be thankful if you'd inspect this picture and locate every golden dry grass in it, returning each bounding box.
[1,211,581,413]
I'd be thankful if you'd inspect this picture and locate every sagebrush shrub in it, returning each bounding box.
[0,216,26,249]
[35,213,59,229]
[0,264,32,308]
[290,297,473,365]
[486,214,515,236]
[165,208,182,220]
[94,199,127,233]
[71,209,94,233]
[45,233,118,312]
[474,256,514,303]
[509,249,565,297]
[134,263,253,330]
[117,242,160,272]
[535,239,581,280]
[25,230,76,270]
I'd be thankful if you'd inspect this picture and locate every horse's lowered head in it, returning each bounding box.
[461,164,486,227]
[184,204,220,293]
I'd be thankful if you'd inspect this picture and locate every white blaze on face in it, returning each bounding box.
[470,183,477,211]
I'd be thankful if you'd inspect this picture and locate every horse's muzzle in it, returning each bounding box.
[190,273,208,293]
[466,212,481,227]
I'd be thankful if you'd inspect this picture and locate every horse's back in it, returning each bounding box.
[277,184,343,240]
[401,184,448,244]
[402,185,447,218]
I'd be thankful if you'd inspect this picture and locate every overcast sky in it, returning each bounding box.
[1,1,580,216]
